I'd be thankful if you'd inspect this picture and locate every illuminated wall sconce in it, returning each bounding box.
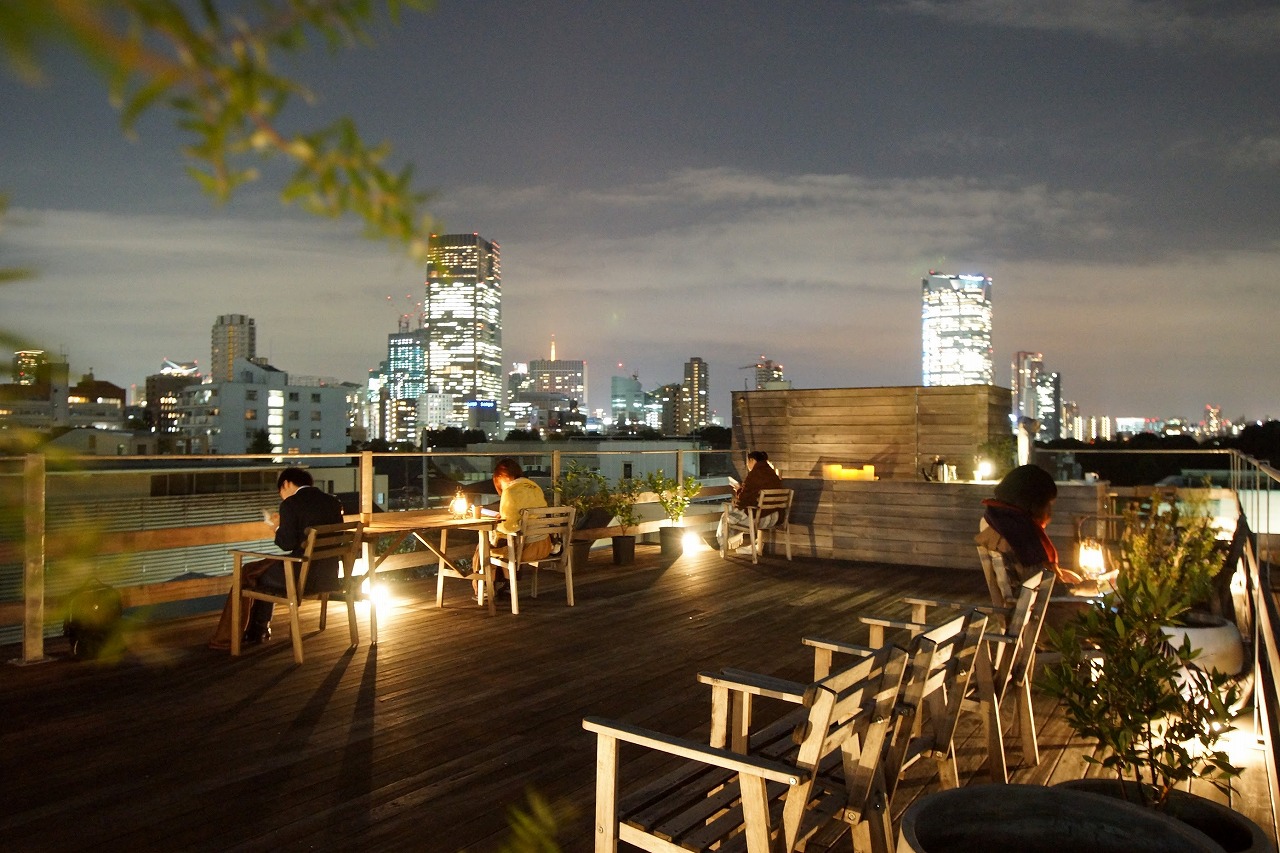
[822,463,876,481]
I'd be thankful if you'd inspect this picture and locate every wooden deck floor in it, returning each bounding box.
[2,542,1275,852]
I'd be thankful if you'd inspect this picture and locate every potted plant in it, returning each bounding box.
[608,476,643,566]
[1041,495,1267,850]
[553,462,612,568]
[645,469,702,557]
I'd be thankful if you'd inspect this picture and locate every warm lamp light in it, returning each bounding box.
[1077,539,1107,579]
[449,488,469,518]
[976,460,993,481]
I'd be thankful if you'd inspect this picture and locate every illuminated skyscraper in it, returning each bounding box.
[12,350,47,385]
[1011,351,1042,423]
[921,272,993,386]
[424,233,503,426]
[679,356,709,434]
[210,314,256,383]
[529,338,587,410]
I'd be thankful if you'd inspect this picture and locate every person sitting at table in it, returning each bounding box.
[474,457,553,595]
[976,464,1098,593]
[209,467,345,649]
[719,450,785,553]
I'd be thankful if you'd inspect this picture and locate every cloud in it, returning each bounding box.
[886,0,1280,52]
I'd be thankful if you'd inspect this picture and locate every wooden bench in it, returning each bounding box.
[583,642,910,852]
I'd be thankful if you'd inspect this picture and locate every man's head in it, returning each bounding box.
[746,450,769,470]
[492,457,523,493]
[277,467,314,499]
[993,464,1057,525]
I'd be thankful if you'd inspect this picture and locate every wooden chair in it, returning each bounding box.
[487,505,576,615]
[895,570,1057,782]
[229,520,371,664]
[804,608,988,799]
[719,487,794,564]
[583,642,910,853]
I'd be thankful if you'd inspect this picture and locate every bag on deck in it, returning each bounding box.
[63,579,123,660]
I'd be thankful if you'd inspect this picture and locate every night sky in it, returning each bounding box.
[3,1,1278,424]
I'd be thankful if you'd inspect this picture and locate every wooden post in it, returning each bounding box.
[360,451,373,523]
[550,450,562,506]
[18,453,48,664]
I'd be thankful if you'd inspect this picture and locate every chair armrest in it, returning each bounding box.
[228,550,298,563]
[859,615,927,632]
[697,668,808,704]
[802,635,874,658]
[582,716,806,786]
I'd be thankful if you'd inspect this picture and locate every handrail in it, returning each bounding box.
[1237,515,1279,842]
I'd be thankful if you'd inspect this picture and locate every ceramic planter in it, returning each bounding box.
[611,535,635,565]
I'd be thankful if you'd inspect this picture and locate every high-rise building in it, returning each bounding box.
[748,356,788,390]
[423,233,503,425]
[1034,371,1062,440]
[382,326,428,443]
[610,373,645,428]
[12,350,47,385]
[529,339,587,410]
[679,356,709,434]
[921,272,993,387]
[210,314,256,383]
[145,359,201,435]
[1011,351,1042,424]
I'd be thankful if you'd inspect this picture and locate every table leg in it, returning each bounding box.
[479,531,495,616]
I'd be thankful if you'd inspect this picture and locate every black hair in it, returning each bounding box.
[277,467,314,489]
[747,451,769,463]
[993,464,1057,515]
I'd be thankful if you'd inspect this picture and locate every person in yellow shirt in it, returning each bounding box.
[474,457,552,595]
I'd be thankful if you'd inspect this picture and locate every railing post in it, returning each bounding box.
[676,449,685,486]
[550,450,562,506]
[19,453,48,664]
[360,451,373,522]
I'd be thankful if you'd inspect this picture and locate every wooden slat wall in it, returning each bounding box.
[731,384,1012,482]
[778,478,1106,570]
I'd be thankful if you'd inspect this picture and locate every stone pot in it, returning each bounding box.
[611,534,636,565]
[1057,779,1271,853]
[658,525,683,558]
[898,784,1222,853]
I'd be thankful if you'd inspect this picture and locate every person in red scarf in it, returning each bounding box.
[976,464,1086,587]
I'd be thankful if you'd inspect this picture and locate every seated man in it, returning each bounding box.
[209,467,345,649]
[475,457,553,594]
[719,450,785,551]
[977,464,1101,597]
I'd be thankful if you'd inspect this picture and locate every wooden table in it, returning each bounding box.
[361,511,503,615]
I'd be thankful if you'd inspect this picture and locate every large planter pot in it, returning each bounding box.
[570,539,593,570]
[611,535,636,565]
[1057,779,1271,853]
[1162,611,1246,678]
[899,784,1222,853]
[658,525,683,558]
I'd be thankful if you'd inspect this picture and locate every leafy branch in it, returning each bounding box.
[0,0,437,259]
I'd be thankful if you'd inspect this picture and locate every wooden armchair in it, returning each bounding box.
[229,520,370,664]
[487,505,576,615]
[583,642,910,853]
[719,487,794,564]
[870,570,1057,783]
[803,608,988,798]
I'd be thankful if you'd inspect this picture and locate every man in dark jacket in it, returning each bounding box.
[209,467,344,648]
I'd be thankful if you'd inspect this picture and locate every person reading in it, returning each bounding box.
[719,450,784,552]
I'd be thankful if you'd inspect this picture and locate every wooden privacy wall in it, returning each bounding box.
[731,384,1012,482]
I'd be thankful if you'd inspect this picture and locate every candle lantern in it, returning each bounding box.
[449,488,469,518]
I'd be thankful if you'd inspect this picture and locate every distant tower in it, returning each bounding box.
[610,372,644,427]
[921,272,993,386]
[1011,351,1043,425]
[211,314,256,383]
[751,356,785,390]
[12,349,47,385]
[679,356,709,434]
[1034,371,1062,440]
[529,338,587,410]
[424,233,503,425]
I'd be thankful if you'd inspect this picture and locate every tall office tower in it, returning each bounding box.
[1011,351,1043,424]
[423,233,502,426]
[1034,371,1062,440]
[12,350,47,385]
[211,314,256,383]
[529,340,587,409]
[650,382,682,435]
[610,373,645,427]
[383,325,428,443]
[1204,405,1224,437]
[678,356,709,434]
[921,272,993,387]
[1062,400,1082,441]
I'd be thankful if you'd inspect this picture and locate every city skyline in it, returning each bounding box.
[3,3,1279,423]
